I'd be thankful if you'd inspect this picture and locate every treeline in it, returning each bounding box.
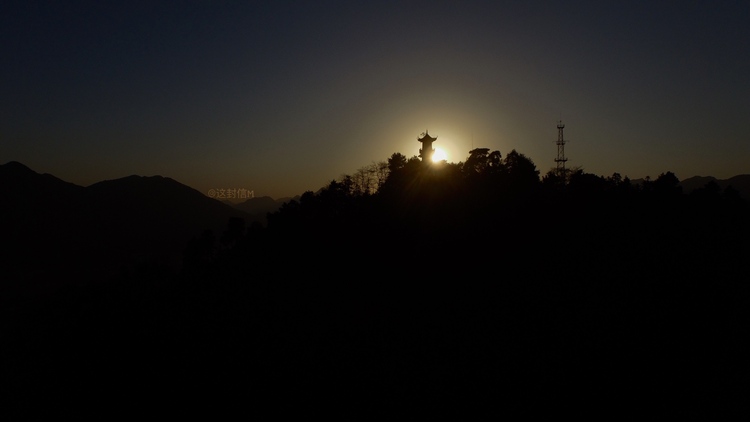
[178,147,750,327]
[186,147,749,281]
[171,148,749,408]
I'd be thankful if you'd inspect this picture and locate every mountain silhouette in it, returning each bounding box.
[629,174,750,199]
[679,174,750,198]
[678,175,717,193]
[230,195,298,223]
[0,162,254,306]
[0,161,84,209]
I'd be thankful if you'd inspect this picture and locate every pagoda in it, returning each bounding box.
[417,131,436,163]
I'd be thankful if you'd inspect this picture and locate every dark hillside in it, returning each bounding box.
[2,158,748,416]
[0,165,253,306]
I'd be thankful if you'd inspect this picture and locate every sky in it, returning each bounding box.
[2,0,748,199]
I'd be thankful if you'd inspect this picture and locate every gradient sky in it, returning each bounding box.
[2,0,748,199]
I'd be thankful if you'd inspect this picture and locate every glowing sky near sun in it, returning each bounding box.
[1,1,748,199]
[432,148,447,163]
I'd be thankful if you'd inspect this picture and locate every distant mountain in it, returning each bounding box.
[724,175,750,198]
[628,174,750,200]
[0,162,254,306]
[0,161,84,208]
[680,174,750,199]
[231,195,297,222]
[84,174,256,263]
[275,196,299,204]
[678,176,717,193]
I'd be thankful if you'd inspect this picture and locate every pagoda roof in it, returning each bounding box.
[417,131,437,142]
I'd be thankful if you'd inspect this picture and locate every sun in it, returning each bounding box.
[432,147,447,162]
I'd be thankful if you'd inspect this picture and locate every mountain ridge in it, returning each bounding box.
[0,161,255,306]
[679,174,750,198]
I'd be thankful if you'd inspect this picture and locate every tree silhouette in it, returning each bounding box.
[462,148,493,176]
[502,149,540,194]
[653,171,682,197]
[220,216,245,249]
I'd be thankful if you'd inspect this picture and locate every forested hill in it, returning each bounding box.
[3,151,748,416]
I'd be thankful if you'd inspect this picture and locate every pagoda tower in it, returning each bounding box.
[417,131,437,163]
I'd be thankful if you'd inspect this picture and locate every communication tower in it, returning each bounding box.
[555,120,568,178]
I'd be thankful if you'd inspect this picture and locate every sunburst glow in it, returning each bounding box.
[432,147,447,162]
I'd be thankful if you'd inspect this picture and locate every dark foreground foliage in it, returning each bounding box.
[3,153,749,417]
